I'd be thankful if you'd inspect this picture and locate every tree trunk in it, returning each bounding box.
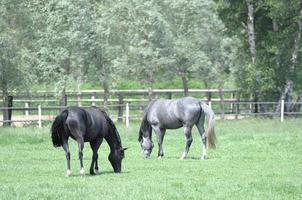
[147,72,155,100]
[290,4,302,73]
[276,80,293,113]
[2,87,9,127]
[292,93,302,114]
[59,86,67,112]
[102,79,109,108]
[246,0,260,113]
[276,2,302,113]
[181,73,189,97]
[219,87,225,120]
[246,0,256,64]
[99,62,109,108]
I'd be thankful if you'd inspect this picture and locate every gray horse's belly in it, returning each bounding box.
[155,116,183,129]
[163,122,183,129]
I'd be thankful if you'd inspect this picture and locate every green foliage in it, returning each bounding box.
[215,0,302,99]
[2,0,301,99]
[0,1,33,95]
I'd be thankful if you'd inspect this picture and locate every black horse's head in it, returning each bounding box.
[108,147,127,173]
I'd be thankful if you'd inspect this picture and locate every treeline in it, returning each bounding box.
[0,0,302,111]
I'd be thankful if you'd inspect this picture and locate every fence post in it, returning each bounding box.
[38,105,42,128]
[219,88,225,120]
[281,99,284,122]
[25,102,29,116]
[91,92,96,106]
[77,92,82,107]
[3,95,13,127]
[148,88,154,101]
[207,92,212,103]
[235,92,240,119]
[126,103,129,128]
[118,94,124,122]
[231,92,235,113]
[208,101,212,109]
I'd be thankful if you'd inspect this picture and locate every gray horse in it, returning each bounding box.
[138,97,216,160]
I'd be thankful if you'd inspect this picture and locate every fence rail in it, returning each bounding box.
[1,100,301,128]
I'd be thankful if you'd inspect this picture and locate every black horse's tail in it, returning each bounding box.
[51,110,68,147]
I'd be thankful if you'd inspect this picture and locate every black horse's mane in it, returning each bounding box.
[99,109,122,147]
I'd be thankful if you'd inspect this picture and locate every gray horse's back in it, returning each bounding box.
[147,97,202,129]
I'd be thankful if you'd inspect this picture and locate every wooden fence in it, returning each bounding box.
[0,89,239,126]
[1,98,301,128]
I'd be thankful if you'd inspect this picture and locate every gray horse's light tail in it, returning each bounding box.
[201,102,216,148]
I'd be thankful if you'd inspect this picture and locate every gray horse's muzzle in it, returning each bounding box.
[143,150,151,158]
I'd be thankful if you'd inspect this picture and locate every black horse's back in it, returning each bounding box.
[51,109,68,147]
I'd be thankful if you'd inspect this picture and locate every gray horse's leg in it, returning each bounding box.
[180,126,193,160]
[196,115,207,160]
[62,139,71,177]
[153,126,166,159]
[89,138,103,175]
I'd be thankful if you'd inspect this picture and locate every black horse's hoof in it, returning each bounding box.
[90,170,96,175]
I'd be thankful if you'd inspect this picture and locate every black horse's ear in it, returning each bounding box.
[122,147,129,151]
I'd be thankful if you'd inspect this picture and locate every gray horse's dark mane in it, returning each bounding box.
[138,100,157,142]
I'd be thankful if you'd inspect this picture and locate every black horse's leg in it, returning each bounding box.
[180,126,193,160]
[153,126,166,159]
[62,139,71,176]
[77,138,85,176]
[89,138,103,175]
[196,115,207,160]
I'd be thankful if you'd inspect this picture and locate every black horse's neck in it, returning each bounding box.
[105,128,122,151]
[101,110,122,151]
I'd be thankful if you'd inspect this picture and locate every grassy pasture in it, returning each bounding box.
[0,119,301,200]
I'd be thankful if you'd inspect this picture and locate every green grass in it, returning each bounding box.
[0,119,301,199]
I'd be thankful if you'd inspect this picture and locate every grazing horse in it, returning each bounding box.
[138,97,216,160]
[51,107,126,176]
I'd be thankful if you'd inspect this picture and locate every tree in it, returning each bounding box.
[0,0,34,125]
[215,0,302,113]
[33,0,95,106]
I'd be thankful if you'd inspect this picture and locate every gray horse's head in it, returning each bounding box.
[138,112,154,158]
[139,136,154,158]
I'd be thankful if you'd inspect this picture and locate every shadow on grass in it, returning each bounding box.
[164,156,215,160]
[68,170,130,177]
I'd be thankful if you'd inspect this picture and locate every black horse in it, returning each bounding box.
[51,107,126,176]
